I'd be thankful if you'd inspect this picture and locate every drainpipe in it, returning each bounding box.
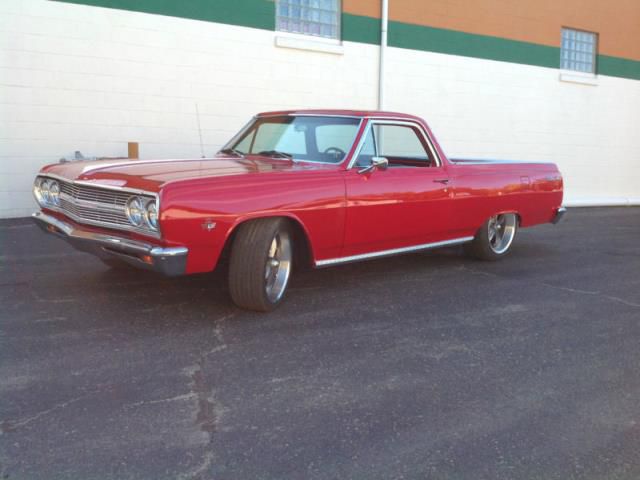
[378,0,388,110]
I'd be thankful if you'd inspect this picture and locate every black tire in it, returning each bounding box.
[228,218,294,312]
[465,213,518,261]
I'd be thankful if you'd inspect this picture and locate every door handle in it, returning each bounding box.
[433,178,449,184]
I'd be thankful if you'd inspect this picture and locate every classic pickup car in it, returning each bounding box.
[33,110,565,311]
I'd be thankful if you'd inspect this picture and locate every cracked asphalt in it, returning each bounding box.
[1,207,640,480]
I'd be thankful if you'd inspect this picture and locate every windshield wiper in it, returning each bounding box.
[256,150,293,159]
[218,148,245,157]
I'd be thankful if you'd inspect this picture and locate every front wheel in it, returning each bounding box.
[228,218,293,312]
[465,213,518,261]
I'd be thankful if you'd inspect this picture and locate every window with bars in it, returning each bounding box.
[561,28,597,74]
[276,0,341,40]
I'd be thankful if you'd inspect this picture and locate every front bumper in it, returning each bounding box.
[551,207,568,224]
[32,211,188,276]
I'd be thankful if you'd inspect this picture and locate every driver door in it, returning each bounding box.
[342,121,452,257]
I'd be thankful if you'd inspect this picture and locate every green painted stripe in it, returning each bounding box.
[597,55,640,81]
[342,13,380,45]
[51,1,640,81]
[380,18,639,81]
[52,0,274,30]
[388,21,559,69]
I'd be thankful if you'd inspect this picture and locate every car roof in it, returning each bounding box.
[256,109,424,121]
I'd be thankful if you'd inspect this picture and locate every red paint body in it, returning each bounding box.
[40,110,564,274]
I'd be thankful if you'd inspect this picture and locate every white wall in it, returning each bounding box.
[0,0,379,218]
[1,0,639,217]
[384,47,640,206]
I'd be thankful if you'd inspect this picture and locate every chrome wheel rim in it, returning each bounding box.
[264,231,292,303]
[488,213,517,254]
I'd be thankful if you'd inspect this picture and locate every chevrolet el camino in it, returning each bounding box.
[32,110,565,311]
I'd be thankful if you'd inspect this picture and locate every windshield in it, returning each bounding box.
[224,115,361,164]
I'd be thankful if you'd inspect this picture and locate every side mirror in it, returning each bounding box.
[358,156,389,174]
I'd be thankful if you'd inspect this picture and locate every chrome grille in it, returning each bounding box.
[58,197,131,226]
[42,177,158,236]
[58,181,130,207]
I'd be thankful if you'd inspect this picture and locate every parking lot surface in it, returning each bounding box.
[1,207,640,480]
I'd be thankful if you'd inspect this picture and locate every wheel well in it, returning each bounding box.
[218,216,314,270]
[493,211,522,225]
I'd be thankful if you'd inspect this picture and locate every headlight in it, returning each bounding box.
[33,178,60,207]
[33,178,45,206]
[49,181,60,206]
[125,196,145,226]
[41,179,51,204]
[145,200,158,230]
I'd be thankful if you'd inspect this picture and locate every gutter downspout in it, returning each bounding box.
[378,0,388,110]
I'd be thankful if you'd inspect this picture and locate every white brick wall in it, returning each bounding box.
[0,0,379,218]
[1,0,639,217]
[384,47,640,204]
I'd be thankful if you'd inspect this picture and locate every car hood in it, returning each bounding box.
[40,155,335,192]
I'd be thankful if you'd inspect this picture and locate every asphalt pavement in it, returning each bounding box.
[1,207,640,480]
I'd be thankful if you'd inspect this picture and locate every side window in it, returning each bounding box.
[375,124,431,164]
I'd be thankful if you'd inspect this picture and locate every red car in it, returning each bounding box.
[32,110,565,311]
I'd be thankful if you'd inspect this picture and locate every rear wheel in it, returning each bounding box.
[228,218,293,312]
[465,213,518,261]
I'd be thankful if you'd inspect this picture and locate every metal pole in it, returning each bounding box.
[378,0,388,110]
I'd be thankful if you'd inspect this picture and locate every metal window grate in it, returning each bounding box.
[276,0,340,39]
[561,28,597,73]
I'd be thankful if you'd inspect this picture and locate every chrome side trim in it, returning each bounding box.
[32,212,187,276]
[315,236,474,267]
[450,158,555,165]
[345,119,443,170]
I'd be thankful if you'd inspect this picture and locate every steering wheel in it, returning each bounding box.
[323,147,346,159]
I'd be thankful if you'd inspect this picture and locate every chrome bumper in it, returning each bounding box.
[32,211,188,276]
[551,207,567,224]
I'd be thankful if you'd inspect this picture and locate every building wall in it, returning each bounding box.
[0,0,379,218]
[385,48,639,203]
[1,0,639,218]
[346,0,640,62]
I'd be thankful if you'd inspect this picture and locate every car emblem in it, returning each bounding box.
[201,219,216,231]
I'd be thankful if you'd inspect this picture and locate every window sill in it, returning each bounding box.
[559,70,598,86]
[275,34,344,55]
